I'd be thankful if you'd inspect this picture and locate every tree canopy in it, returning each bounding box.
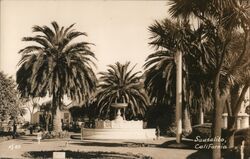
[96,62,150,119]
[0,71,26,121]
[16,21,97,131]
[167,0,250,158]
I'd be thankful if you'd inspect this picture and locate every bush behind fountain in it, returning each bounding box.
[42,131,69,139]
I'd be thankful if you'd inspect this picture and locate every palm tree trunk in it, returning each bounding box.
[46,122,49,132]
[226,86,239,148]
[199,106,204,124]
[212,90,228,159]
[212,96,223,159]
[212,72,228,159]
[30,113,33,124]
[12,119,17,139]
[52,94,62,132]
[45,114,50,132]
[227,85,248,148]
[183,105,192,134]
[123,108,126,120]
[227,116,236,148]
[53,106,62,132]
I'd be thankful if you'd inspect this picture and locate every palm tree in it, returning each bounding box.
[144,18,214,134]
[168,0,250,158]
[96,62,150,120]
[16,21,97,132]
[222,33,250,148]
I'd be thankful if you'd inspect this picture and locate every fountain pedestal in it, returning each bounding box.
[112,103,127,121]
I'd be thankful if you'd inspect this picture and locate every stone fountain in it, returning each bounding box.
[81,103,155,140]
[111,103,127,121]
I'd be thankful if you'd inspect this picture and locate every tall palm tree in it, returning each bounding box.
[168,0,250,158]
[144,19,213,134]
[16,21,97,132]
[96,62,150,120]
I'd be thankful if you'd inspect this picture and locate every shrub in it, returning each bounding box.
[42,131,69,139]
[165,126,177,137]
[164,125,192,137]
[222,128,250,159]
[244,128,250,158]
[0,131,12,136]
[186,123,213,139]
[0,131,13,142]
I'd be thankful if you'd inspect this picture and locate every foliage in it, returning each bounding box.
[145,103,174,126]
[0,131,14,137]
[0,72,18,121]
[0,71,26,122]
[40,101,53,131]
[166,1,250,157]
[144,18,213,109]
[187,123,212,139]
[144,17,217,135]
[244,128,250,158]
[16,21,97,131]
[0,132,13,143]
[22,97,39,123]
[17,21,97,102]
[96,62,150,119]
[167,1,250,90]
[68,106,85,121]
[41,131,69,139]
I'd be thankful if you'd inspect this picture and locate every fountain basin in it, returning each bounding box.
[81,120,156,140]
[81,103,155,140]
[81,128,155,140]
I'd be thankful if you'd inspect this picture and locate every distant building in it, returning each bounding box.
[32,109,72,125]
[222,88,250,129]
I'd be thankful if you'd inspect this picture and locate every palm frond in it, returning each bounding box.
[96,62,150,119]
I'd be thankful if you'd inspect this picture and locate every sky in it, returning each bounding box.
[0,0,170,121]
[0,0,170,78]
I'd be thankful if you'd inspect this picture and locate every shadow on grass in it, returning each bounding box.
[123,142,157,148]
[160,140,240,159]
[22,150,153,159]
[14,135,37,141]
[70,135,81,139]
[158,139,195,150]
[186,150,211,159]
[15,138,36,142]
[186,149,243,159]
[157,139,213,159]
[70,142,125,147]
[15,138,39,142]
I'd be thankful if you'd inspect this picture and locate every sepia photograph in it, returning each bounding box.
[0,0,250,159]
